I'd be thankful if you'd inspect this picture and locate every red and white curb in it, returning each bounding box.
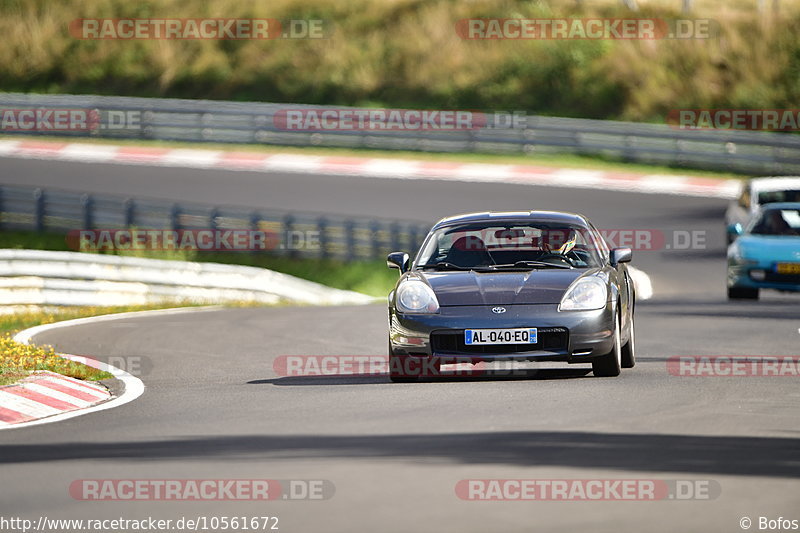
[0,310,197,429]
[0,370,110,426]
[0,139,740,199]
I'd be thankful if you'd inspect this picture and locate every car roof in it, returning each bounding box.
[432,211,590,229]
[749,177,800,193]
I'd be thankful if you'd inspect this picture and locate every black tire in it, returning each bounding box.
[593,310,622,377]
[727,286,759,300]
[621,312,636,369]
[389,343,442,382]
[389,342,416,383]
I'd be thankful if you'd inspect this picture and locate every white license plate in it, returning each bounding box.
[465,328,538,345]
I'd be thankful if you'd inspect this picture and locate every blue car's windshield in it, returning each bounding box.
[758,190,800,205]
[748,208,800,237]
[415,222,604,270]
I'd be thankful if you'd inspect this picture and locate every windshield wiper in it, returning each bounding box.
[418,261,474,271]
[482,261,573,270]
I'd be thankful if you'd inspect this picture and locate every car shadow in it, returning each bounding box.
[248,367,593,386]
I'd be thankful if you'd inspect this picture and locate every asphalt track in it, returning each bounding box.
[1,157,799,533]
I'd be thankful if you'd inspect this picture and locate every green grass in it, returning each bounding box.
[0,370,29,386]
[0,302,212,336]
[0,230,399,298]
[0,133,740,179]
[0,333,113,385]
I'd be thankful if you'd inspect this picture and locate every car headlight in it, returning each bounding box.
[559,277,608,311]
[729,245,759,266]
[396,279,440,314]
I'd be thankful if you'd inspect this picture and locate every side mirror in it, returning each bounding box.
[610,247,632,267]
[387,252,410,273]
[727,223,743,240]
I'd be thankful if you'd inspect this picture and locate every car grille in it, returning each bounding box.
[430,327,569,355]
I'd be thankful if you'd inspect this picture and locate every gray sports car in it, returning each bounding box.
[387,211,636,381]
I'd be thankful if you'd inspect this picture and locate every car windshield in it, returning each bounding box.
[415,222,603,270]
[748,208,800,237]
[757,190,800,205]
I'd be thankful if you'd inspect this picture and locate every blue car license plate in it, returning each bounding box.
[464,328,538,345]
[775,263,800,275]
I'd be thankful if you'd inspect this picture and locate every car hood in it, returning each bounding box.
[421,269,592,306]
[735,236,800,262]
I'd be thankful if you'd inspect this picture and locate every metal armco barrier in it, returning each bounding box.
[0,93,798,174]
[0,184,428,262]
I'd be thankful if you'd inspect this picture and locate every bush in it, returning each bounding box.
[0,0,798,122]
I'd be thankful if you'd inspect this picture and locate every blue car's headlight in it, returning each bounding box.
[559,277,608,311]
[729,244,760,266]
[396,280,440,314]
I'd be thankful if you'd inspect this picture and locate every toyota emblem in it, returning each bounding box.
[491,307,507,314]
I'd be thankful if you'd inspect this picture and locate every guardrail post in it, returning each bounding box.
[622,136,634,163]
[317,217,329,259]
[344,220,356,260]
[370,221,381,259]
[390,222,401,252]
[123,198,135,227]
[33,188,45,232]
[170,204,181,231]
[467,129,477,152]
[283,214,296,258]
[408,225,419,254]
[209,208,219,231]
[81,194,94,229]
[141,110,153,140]
[250,212,262,254]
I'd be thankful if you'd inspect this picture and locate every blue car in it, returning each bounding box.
[727,202,800,300]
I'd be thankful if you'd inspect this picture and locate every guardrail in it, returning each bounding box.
[0,250,374,307]
[0,184,429,262]
[0,92,798,175]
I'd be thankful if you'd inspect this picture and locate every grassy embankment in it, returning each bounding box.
[1,0,798,123]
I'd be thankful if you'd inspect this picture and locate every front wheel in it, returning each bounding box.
[593,310,622,377]
[389,344,441,382]
[621,312,636,369]
[389,342,416,383]
[728,286,759,300]
[389,356,417,382]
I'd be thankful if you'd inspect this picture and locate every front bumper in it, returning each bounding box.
[727,264,800,292]
[389,303,615,364]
